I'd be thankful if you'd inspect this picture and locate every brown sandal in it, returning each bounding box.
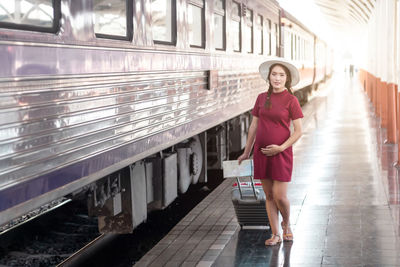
[265,233,282,246]
[281,222,293,241]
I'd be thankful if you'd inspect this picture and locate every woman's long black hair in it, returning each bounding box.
[264,63,294,108]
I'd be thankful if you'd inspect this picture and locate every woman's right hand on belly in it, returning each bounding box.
[261,144,283,156]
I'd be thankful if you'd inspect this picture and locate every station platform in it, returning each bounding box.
[134,73,400,267]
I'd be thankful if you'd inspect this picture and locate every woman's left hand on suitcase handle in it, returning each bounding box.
[261,145,283,156]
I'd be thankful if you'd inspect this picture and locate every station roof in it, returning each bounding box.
[313,0,376,30]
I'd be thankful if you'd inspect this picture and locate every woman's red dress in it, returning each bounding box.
[251,90,303,182]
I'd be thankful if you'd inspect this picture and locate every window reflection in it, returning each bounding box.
[231,1,241,52]
[267,19,271,55]
[255,15,263,54]
[214,0,225,50]
[271,22,278,56]
[297,36,300,60]
[245,9,253,53]
[274,23,279,56]
[232,2,240,17]
[291,33,294,60]
[214,15,224,49]
[215,0,224,10]
[0,0,53,28]
[94,0,127,37]
[152,0,174,43]
[189,0,204,47]
[284,31,291,60]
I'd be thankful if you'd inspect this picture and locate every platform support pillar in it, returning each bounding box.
[362,71,367,92]
[387,83,397,143]
[397,89,400,164]
[367,72,372,100]
[372,76,377,113]
[376,77,381,117]
[373,74,377,107]
[381,81,388,128]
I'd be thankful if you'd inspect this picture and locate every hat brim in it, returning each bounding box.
[259,58,300,87]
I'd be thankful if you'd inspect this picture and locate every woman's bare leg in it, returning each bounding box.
[261,179,280,235]
[272,180,292,239]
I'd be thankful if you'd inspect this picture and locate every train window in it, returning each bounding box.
[231,1,241,52]
[255,15,263,55]
[245,9,253,53]
[152,0,177,44]
[214,0,225,50]
[274,23,279,56]
[0,0,60,33]
[271,23,276,56]
[305,41,307,60]
[290,33,294,60]
[284,31,290,59]
[189,0,205,48]
[299,37,303,60]
[297,36,301,60]
[300,38,303,60]
[305,41,309,60]
[215,0,224,10]
[266,19,271,55]
[94,0,133,40]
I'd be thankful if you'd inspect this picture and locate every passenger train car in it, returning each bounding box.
[280,9,333,104]
[0,0,332,233]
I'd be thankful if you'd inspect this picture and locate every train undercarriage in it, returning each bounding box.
[76,112,251,234]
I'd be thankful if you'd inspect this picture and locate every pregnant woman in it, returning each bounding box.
[238,58,303,246]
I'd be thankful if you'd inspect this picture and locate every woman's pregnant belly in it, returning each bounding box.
[255,127,290,148]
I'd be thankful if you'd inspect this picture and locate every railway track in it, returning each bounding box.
[0,172,223,267]
[56,234,118,267]
[0,200,100,266]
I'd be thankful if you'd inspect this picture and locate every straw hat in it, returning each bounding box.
[259,57,300,86]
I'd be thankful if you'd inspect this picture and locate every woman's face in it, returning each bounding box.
[269,65,287,90]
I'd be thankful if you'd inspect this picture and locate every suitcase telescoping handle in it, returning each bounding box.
[235,163,257,199]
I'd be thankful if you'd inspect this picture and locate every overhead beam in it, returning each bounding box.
[315,1,341,13]
[348,3,368,23]
[354,0,372,14]
[350,0,370,20]
[349,9,365,24]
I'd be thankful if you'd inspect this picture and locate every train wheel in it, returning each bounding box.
[177,147,191,194]
[177,135,204,193]
[190,135,203,184]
